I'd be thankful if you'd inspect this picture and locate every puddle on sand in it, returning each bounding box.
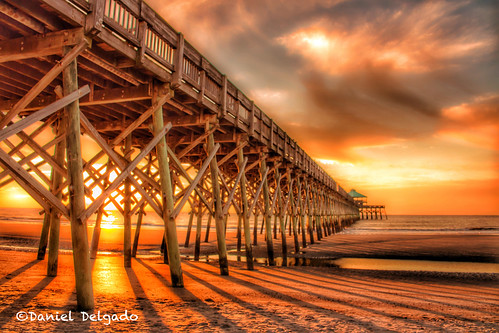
[333,258,499,274]
[184,254,499,274]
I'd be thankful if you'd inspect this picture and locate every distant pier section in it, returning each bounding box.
[348,189,387,220]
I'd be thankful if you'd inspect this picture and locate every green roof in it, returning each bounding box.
[348,189,366,198]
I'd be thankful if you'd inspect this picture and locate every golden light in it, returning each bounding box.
[101,211,120,229]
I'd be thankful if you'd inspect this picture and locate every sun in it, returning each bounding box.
[101,212,119,229]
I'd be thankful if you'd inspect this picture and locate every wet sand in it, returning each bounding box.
[1,227,498,332]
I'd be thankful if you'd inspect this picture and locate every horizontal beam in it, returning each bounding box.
[0,28,85,63]
[0,85,153,112]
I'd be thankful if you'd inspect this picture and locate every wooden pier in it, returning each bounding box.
[0,0,360,309]
[348,189,387,220]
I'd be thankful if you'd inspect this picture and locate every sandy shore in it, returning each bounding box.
[0,230,498,332]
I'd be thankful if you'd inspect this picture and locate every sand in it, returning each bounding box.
[0,228,498,332]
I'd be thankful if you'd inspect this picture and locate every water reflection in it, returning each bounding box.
[183,254,499,274]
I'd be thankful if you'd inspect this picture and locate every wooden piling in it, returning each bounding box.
[123,134,132,268]
[63,45,94,310]
[184,209,195,248]
[152,84,183,287]
[275,168,287,265]
[260,155,274,265]
[194,198,203,261]
[238,147,253,270]
[207,124,229,275]
[90,207,103,259]
[131,206,144,257]
[37,213,50,260]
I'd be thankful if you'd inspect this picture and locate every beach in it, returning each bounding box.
[0,215,498,332]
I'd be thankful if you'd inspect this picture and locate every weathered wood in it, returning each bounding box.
[222,157,247,216]
[0,85,90,142]
[123,133,132,268]
[63,45,94,311]
[297,176,307,248]
[204,213,212,243]
[260,155,274,265]
[207,123,229,275]
[184,209,194,248]
[0,39,89,129]
[131,205,145,257]
[194,198,203,261]
[166,146,213,216]
[0,28,84,63]
[0,149,69,217]
[47,114,66,276]
[37,213,51,260]
[152,84,183,286]
[90,207,103,259]
[237,147,253,270]
[275,168,287,266]
[80,121,171,223]
[171,143,219,219]
[288,175,300,253]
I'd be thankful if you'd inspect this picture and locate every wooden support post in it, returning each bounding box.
[305,179,314,245]
[63,45,93,310]
[204,213,212,242]
[123,134,132,268]
[184,209,195,248]
[275,168,287,266]
[207,124,229,275]
[288,174,300,253]
[194,198,203,261]
[152,84,183,287]
[253,212,258,246]
[132,206,145,258]
[236,213,242,252]
[37,213,50,260]
[90,207,103,259]
[297,176,307,248]
[260,156,274,265]
[238,147,254,270]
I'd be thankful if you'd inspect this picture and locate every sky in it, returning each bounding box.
[146,0,499,215]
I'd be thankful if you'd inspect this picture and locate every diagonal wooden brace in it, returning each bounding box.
[171,143,220,219]
[222,157,248,216]
[80,112,164,217]
[0,85,90,142]
[79,122,172,223]
[0,149,69,217]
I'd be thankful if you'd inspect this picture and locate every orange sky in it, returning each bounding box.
[146,0,498,214]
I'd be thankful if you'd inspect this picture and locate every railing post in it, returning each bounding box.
[172,32,184,88]
[219,75,227,118]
